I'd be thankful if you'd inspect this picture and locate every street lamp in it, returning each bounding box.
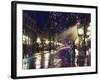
[76,21,91,66]
[45,39,49,45]
[86,31,91,36]
[87,26,91,37]
[77,26,86,66]
[86,26,91,66]
[77,27,84,36]
[87,26,91,31]
[36,37,41,44]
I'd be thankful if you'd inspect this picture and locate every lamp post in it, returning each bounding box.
[86,26,91,66]
[77,23,91,66]
[77,26,86,66]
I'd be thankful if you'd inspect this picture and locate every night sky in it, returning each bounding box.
[23,10,91,33]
